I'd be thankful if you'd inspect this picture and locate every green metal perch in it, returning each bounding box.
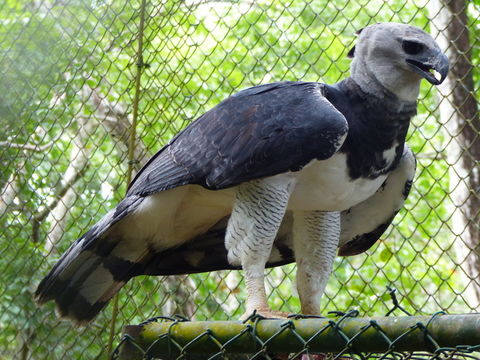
[114,314,480,359]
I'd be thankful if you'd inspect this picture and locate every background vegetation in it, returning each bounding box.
[0,0,478,358]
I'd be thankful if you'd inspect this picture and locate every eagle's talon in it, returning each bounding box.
[274,352,328,360]
[287,313,325,320]
[241,309,292,320]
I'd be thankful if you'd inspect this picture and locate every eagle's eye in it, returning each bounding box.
[402,40,425,55]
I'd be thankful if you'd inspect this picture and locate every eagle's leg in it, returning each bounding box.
[225,178,294,318]
[293,211,340,315]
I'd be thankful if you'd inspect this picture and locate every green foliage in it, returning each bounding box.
[0,0,477,359]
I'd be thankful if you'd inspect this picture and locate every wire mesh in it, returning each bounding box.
[0,0,478,359]
[111,312,480,360]
[111,291,480,359]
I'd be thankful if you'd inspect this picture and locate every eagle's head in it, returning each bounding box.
[349,22,449,101]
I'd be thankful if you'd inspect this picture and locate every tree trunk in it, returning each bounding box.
[428,0,480,308]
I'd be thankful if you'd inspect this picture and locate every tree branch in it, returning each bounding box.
[88,88,149,169]
[32,114,92,245]
[33,164,88,225]
[35,85,148,249]
[0,141,55,152]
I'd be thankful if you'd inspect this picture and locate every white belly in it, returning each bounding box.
[287,153,387,211]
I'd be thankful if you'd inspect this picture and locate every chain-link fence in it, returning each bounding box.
[0,0,478,359]
[111,290,480,360]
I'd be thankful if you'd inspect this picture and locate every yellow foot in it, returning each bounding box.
[273,352,328,360]
[241,308,291,320]
[269,352,327,360]
[241,310,327,360]
[269,354,326,360]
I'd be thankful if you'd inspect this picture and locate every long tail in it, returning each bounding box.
[35,195,145,325]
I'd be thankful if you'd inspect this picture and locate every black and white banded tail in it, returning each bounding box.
[35,196,145,325]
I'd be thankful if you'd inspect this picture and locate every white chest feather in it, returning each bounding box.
[287,153,388,211]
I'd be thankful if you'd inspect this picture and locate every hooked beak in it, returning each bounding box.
[406,50,449,85]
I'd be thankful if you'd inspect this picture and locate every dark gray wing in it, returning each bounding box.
[127,81,348,196]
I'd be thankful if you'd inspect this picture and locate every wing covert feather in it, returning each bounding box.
[128,81,348,196]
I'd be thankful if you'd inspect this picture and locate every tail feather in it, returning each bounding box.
[35,196,145,325]
[35,248,116,324]
[36,239,148,324]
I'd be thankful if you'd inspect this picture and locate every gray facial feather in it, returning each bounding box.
[350,22,445,101]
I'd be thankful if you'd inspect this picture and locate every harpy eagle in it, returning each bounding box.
[36,23,448,324]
